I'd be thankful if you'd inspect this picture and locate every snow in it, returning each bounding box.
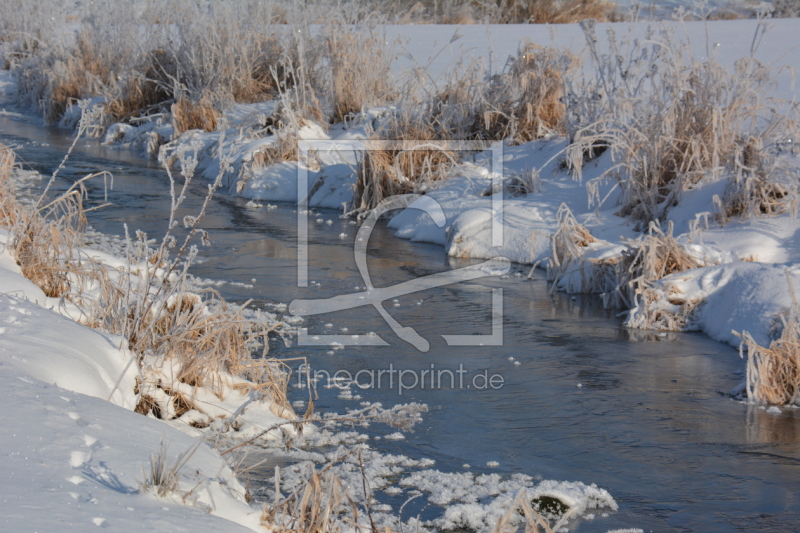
[0,247,263,531]
[0,366,262,532]
[0,293,138,409]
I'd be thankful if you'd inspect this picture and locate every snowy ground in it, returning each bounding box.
[0,240,264,531]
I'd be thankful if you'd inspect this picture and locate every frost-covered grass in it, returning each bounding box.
[0,136,297,435]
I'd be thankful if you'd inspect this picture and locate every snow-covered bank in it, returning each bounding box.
[0,365,262,532]
[0,141,302,530]
[0,247,262,531]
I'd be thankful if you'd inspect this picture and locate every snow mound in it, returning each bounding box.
[0,293,138,409]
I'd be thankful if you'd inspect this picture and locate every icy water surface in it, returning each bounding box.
[2,116,799,532]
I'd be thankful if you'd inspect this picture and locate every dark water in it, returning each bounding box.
[2,116,799,532]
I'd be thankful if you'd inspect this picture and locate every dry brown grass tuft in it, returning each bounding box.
[250,119,301,171]
[7,170,101,299]
[547,203,596,278]
[350,136,458,216]
[130,290,288,401]
[106,49,178,122]
[545,204,619,296]
[486,42,578,143]
[736,276,800,405]
[0,145,125,322]
[326,27,396,124]
[717,133,798,222]
[229,36,288,104]
[611,221,706,309]
[737,313,800,405]
[260,449,402,533]
[547,206,707,311]
[261,462,350,533]
[172,98,220,135]
[501,0,618,24]
[433,42,578,143]
[0,145,19,226]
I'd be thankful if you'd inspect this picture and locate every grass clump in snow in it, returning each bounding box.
[716,132,800,222]
[324,24,396,124]
[547,205,707,317]
[350,135,459,216]
[260,457,353,533]
[430,41,579,143]
[172,97,220,135]
[546,203,599,283]
[736,315,800,405]
[0,126,123,312]
[611,221,706,310]
[735,276,800,405]
[140,440,201,499]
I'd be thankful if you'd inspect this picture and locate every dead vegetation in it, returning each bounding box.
[737,317,800,405]
[547,205,707,312]
[717,131,800,222]
[491,0,618,24]
[349,40,576,213]
[350,136,459,216]
[474,42,578,143]
[325,26,396,124]
[0,137,293,428]
[261,459,354,533]
[376,0,619,24]
[612,221,706,309]
[567,22,798,231]
[431,41,579,143]
[735,275,800,405]
[172,98,220,135]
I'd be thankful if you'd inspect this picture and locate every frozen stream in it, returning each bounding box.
[2,115,799,532]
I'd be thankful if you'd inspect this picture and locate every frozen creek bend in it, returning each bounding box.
[2,115,799,532]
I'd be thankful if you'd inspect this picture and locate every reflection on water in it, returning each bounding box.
[2,116,799,532]
[236,237,295,260]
